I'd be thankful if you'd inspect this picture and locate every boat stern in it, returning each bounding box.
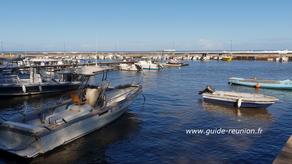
[228,77,243,84]
[0,121,49,158]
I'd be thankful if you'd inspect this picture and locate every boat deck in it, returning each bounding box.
[1,85,139,131]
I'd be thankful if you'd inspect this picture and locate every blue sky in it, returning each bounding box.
[0,0,291,51]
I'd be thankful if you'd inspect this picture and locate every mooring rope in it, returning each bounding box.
[141,93,146,105]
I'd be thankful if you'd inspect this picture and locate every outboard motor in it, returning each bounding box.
[198,85,215,95]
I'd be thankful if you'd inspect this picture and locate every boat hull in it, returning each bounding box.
[163,63,189,67]
[142,67,160,70]
[0,85,142,158]
[203,97,273,108]
[229,77,292,90]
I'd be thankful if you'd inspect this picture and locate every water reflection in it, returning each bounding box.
[0,112,140,164]
[202,102,272,121]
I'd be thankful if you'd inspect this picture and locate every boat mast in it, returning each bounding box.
[230,40,233,56]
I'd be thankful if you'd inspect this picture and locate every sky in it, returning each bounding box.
[0,0,291,51]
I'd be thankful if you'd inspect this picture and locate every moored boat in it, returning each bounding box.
[0,68,81,97]
[199,86,278,108]
[228,77,292,90]
[136,60,162,70]
[163,59,189,67]
[0,66,142,158]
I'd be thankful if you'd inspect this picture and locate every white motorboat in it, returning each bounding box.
[0,65,142,158]
[136,60,162,70]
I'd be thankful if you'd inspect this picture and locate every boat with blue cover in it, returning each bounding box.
[199,86,278,109]
[228,77,292,90]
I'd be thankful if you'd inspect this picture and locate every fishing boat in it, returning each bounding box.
[199,86,278,108]
[0,65,142,158]
[228,77,292,90]
[0,68,80,97]
[136,60,162,70]
[221,56,232,62]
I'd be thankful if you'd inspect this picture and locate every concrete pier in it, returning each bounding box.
[273,135,292,164]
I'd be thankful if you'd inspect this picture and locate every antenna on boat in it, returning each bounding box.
[1,41,3,55]
[95,36,98,66]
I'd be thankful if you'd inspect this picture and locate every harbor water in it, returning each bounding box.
[1,61,292,163]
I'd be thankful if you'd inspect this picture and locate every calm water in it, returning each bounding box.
[1,61,292,163]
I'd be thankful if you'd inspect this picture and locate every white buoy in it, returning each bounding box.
[22,85,26,93]
[237,98,242,108]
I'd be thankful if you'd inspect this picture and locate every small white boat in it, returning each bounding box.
[119,63,142,71]
[0,66,142,158]
[199,86,278,108]
[136,60,162,70]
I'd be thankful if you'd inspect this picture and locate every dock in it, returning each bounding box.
[273,135,292,164]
